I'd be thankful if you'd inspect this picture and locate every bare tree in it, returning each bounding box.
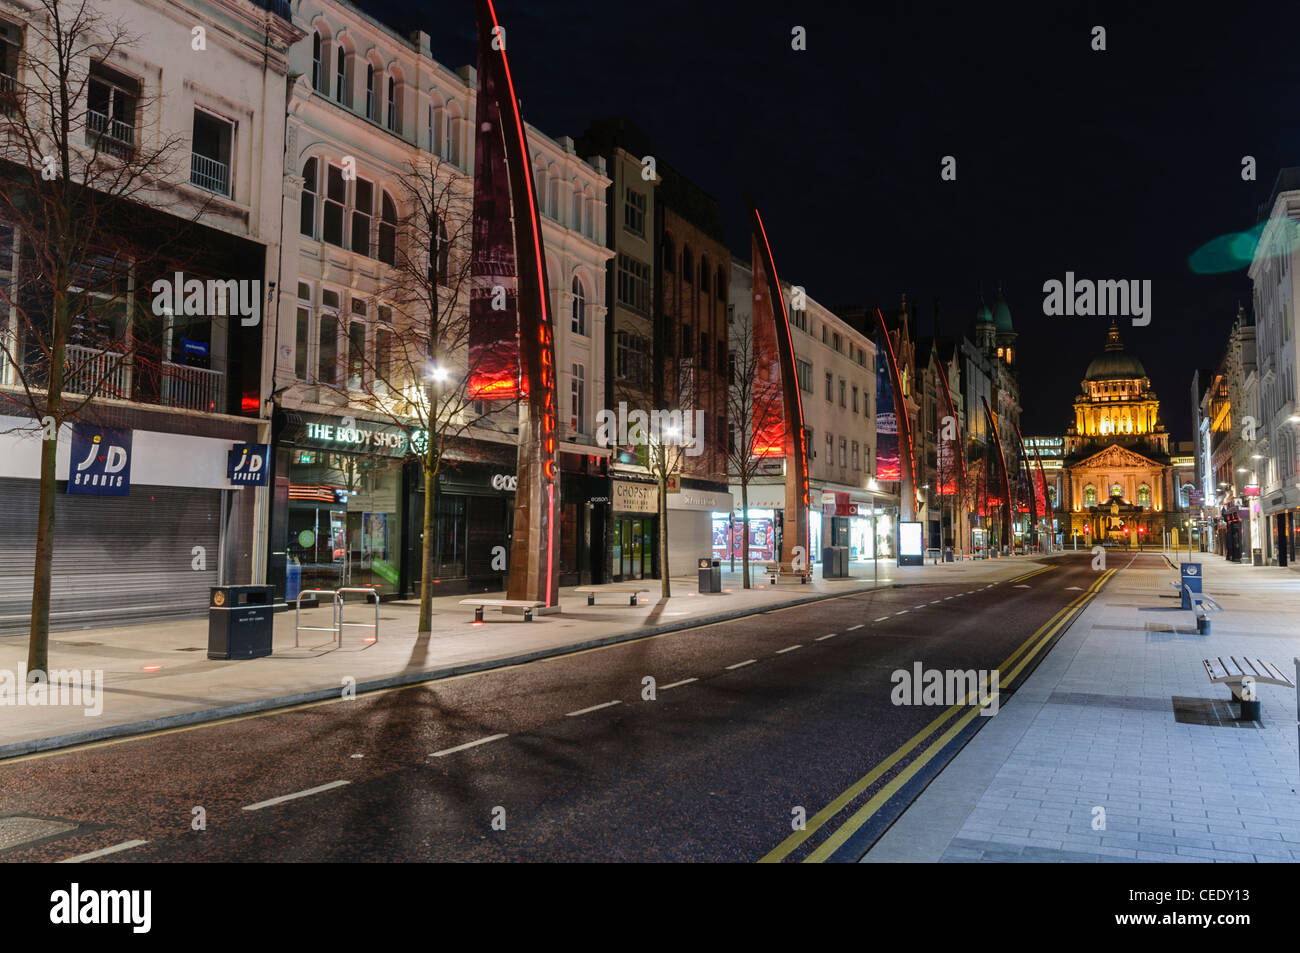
[725,318,784,588]
[318,153,512,633]
[0,0,199,677]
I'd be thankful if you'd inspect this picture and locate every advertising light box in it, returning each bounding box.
[898,521,923,566]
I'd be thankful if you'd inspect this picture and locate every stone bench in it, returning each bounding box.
[572,586,650,607]
[458,598,546,622]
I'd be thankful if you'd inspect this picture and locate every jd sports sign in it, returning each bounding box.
[228,443,270,486]
[67,424,132,496]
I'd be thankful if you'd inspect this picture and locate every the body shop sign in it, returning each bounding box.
[303,420,422,455]
[67,424,132,496]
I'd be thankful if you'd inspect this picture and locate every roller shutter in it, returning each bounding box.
[0,478,222,633]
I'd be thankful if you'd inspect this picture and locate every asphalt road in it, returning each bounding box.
[1,551,1151,863]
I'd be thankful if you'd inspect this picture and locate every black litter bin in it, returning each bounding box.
[208,585,274,659]
[944,546,954,563]
[822,546,849,578]
[698,557,722,593]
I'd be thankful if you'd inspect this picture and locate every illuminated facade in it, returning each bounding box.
[1060,321,1180,546]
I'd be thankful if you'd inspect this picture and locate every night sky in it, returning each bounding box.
[356,0,1300,441]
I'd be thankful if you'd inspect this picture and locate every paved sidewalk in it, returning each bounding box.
[864,549,1300,863]
[0,555,1037,758]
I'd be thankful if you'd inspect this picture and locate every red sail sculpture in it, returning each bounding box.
[1013,423,1038,548]
[875,307,918,519]
[475,0,559,607]
[749,205,809,574]
[935,349,966,544]
[1033,444,1052,551]
[981,396,1013,552]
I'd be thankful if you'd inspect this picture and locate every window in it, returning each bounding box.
[189,108,233,197]
[572,185,583,234]
[86,62,138,158]
[839,378,846,407]
[700,332,708,366]
[833,332,842,353]
[791,308,807,332]
[717,266,726,301]
[387,76,399,132]
[294,283,312,380]
[1084,484,1097,506]
[323,164,345,246]
[335,42,347,105]
[375,319,393,393]
[681,326,693,358]
[795,358,812,393]
[379,192,396,266]
[428,209,448,283]
[300,158,318,237]
[825,431,833,462]
[822,325,827,344]
[624,187,645,236]
[839,437,847,468]
[571,276,586,335]
[0,21,19,117]
[348,309,366,390]
[825,371,833,401]
[700,257,710,294]
[852,441,860,470]
[717,340,726,375]
[662,234,675,273]
[682,246,693,284]
[446,103,462,165]
[616,253,651,314]
[1110,483,1123,498]
[1137,484,1152,507]
[312,30,325,92]
[318,290,340,384]
[366,64,377,121]
[852,385,859,413]
[351,178,373,257]
[570,362,585,434]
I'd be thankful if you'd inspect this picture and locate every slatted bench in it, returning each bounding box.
[1169,581,1222,634]
[572,586,650,606]
[459,598,546,622]
[1203,655,1294,720]
[762,563,810,585]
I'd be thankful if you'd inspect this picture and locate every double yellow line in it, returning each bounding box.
[759,567,1115,864]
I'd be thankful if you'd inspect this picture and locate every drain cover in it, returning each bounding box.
[0,815,79,851]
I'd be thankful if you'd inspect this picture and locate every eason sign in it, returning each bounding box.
[67,424,132,496]
[228,443,269,486]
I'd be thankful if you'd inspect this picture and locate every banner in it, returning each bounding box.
[67,424,132,496]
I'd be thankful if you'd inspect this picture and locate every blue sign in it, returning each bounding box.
[228,443,269,486]
[67,425,132,496]
[1180,562,1202,609]
[181,338,209,357]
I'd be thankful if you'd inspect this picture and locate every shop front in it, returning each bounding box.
[0,410,259,632]
[560,453,611,587]
[611,477,658,581]
[666,482,732,579]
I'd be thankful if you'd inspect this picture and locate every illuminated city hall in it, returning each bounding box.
[1057,321,1180,547]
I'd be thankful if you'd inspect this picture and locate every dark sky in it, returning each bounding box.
[357,0,1300,440]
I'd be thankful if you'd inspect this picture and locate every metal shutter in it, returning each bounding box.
[0,478,221,633]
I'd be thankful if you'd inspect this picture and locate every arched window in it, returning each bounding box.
[386,76,398,132]
[378,191,397,266]
[571,276,586,335]
[300,157,317,237]
[335,42,347,104]
[366,64,377,121]
[428,95,444,154]
[428,210,448,284]
[446,102,462,166]
[548,167,560,221]
[312,31,325,92]
[1084,484,1097,506]
[682,245,693,283]
[571,182,582,230]
[662,233,675,273]
[1110,483,1124,499]
[716,265,726,300]
[700,256,710,293]
[1137,484,1152,507]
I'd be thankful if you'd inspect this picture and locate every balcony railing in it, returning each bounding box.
[190,152,230,197]
[65,344,130,398]
[161,360,223,413]
[86,108,135,158]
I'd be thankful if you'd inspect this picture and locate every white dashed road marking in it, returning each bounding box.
[661,678,698,690]
[59,840,149,863]
[726,659,757,670]
[430,734,508,758]
[567,700,622,717]
[847,624,864,631]
[776,645,802,654]
[244,780,350,811]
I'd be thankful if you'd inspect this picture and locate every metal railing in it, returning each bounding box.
[86,108,135,158]
[294,589,340,647]
[161,360,223,412]
[190,152,230,196]
[337,588,380,646]
[65,344,130,398]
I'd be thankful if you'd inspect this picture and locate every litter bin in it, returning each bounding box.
[944,546,954,563]
[698,557,722,593]
[1253,549,1263,567]
[208,585,274,660]
[822,546,849,578]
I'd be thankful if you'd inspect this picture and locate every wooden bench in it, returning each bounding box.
[762,563,810,585]
[459,598,546,622]
[572,585,650,607]
[1203,656,1294,702]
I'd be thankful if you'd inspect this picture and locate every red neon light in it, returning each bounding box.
[875,307,918,497]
